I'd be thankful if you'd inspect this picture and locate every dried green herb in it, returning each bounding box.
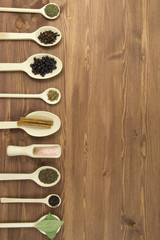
[35,213,64,240]
[44,4,60,18]
[38,168,58,184]
[47,90,59,102]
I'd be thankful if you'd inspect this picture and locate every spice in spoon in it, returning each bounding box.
[48,195,60,207]
[30,56,57,77]
[38,168,58,184]
[47,90,59,102]
[35,213,64,240]
[33,146,61,157]
[44,4,60,18]
[17,117,53,128]
[38,30,60,45]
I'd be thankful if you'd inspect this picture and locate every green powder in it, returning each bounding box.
[44,4,60,18]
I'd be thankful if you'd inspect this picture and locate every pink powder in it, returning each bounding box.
[33,146,61,157]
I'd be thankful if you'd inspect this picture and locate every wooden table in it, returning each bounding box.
[0,0,159,239]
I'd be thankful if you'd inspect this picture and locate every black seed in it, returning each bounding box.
[30,56,57,76]
[48,195,60,207]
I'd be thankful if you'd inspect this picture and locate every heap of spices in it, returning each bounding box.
[48,195,60,207]
[17,117,53,128]
[30,56,57,77]
[44,4,60,18]
[38,30,60,45]
[33,146,61,157]
[47,90,59,102]
[38,168,58,184]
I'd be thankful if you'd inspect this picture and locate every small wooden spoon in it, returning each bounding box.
[0,3,60,20]
[1,194,61,208]
[0,88,61,105]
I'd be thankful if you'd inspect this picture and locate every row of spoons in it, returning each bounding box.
[0,3,63,237]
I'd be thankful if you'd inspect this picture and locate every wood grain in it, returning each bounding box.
[0,0,159,239]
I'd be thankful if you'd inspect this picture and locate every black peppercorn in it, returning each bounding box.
[48,195,60,207]
[30,56,57,77]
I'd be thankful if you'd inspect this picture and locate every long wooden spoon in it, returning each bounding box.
[0,214,61,236]
[0,111,61,137]
[0,88,61,105]
[0,3,60,20]
[0,166,61,187]
[0,26,62,47]
[1,194,61,208]
[0,53,62,79]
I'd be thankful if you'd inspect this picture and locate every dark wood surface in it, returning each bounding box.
[0,0,159,239]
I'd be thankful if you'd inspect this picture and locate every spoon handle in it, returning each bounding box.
[0,173,31,181]
[0,63,23,71]
[0,93,39,99]
[1,198,44,204]
[0,222,35,228]
[0,7,39,14]
[0,32,32,40]
[0,121,18,129]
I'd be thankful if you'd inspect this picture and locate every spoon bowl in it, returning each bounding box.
[24,53,63,79]
[45,194,61,208]
[22,111,61,137]
[40,4,61,20]
[41,88,61,105]
[31,166,61,187]
[33,26,62,47]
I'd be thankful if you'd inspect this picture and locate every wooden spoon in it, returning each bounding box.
[0,88,61,105]
[0,53,63,79]
[0,214,61,236]
[0,26,62,47]
[1,194,61,208]
[0,3,60,20]
[0,111,61,137]
[0,166,61,187]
